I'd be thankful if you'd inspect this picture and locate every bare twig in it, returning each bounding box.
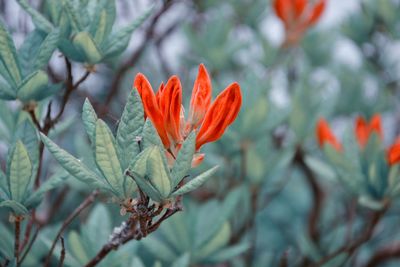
[14,217,21,264]
[102,0,177,109]
[314,204,389,266]
[57,237,65,267]
[43,190,99,267]
[365,242,400,267]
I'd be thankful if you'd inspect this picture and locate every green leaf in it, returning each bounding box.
[171,253,190,267]
[40,133,109,191]
[0,221,14,259]
[142,236,177,262]
[89,0,115,45]
[17,0,54,32]
[0,19,22,86]
[131,257,145,267]
[34,29,60,70]
[196,222,231,260]
[0,200,29,214]
[72,32,102,64]
[9,141,32,202]
[17,70,49,102]
[82,204,111,253]
[82,99,98,144]
[15,120,39,182]
[146,147,171,198]
[142,119,163,150]
[102,6,153,59]
[0,80,16,100]
[128,148,163,202]
[24,172,68,208]
[95,119,124,196]
[64,1,84,32]
[0,169,10,200]
[171,166,218,196]
[116,90,144,170]
[18,30,45,76]
[207,243,250,262]
[171,132,196,189]
[68,231,90,265]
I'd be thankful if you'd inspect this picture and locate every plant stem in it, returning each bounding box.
[14,218,21,264]
[43,190,98,267]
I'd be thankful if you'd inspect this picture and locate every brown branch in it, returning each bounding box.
[314,204,389,266]
[294,146,324,244]
[102,0,177,109]
[57,237,65,267]
[14,217,21,264]
[43,190,99,267]
[19,226,40,265]
[365,243,400,267]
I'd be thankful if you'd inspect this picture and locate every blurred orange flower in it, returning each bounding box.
[317,115,400,166]
[134,64,242,164]
[273,0,326,47]
[316,118,342,151]
[354,114,383,148]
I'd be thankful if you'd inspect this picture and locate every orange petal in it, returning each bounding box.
[387,138,400,166]
[316,118,342,151]
[188,64,212,129]
[307,0,326,26]
[159,76,182,144]
[369,114,383,139]
[134,73,170,148]
[196,83,242,150]
[355,116,369,148]
[273,0,293,28]
[155,82,164,108]
[294,0,307,19]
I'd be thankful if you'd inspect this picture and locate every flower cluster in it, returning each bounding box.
[316,115,400,166]
[134,64,242,166]
[273,0,326,47]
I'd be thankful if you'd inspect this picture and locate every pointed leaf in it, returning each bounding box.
[172,166,218,196]
[40,133,109,191]
[116,90,144,170]
[17,70,49,101]
[0,80,16,100]
[142,119,163,150]
[0,19,22,86]
[171,132,196,189]
[102,7,153,59]
[9,141,32,202]
[0,169,10,200]
[82,99,98,144]
[34,29,60,70]
[146,147,171,198]
[18,30,45,76]
[24,172,68,208]
[0,221,14,259]
[0,200,29,214]
[17,0,54,32]
[95,119,124,196]
[72,32,102,64]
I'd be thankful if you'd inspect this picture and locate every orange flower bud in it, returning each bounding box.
[354,114,382,148]
[134,73,170,148]
[387,138,400,166]
[196,83,242,150]
[188,64,212,129]
[316,118,342,151]
[158,76,182,144]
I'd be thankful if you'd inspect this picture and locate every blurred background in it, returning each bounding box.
[1,0,400,266]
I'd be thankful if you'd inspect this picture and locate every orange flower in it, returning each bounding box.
[354,114,383,148]
[316,118,342,151]
[273,0,326,47]
[134,64,242,160]
[388,138,400,166]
